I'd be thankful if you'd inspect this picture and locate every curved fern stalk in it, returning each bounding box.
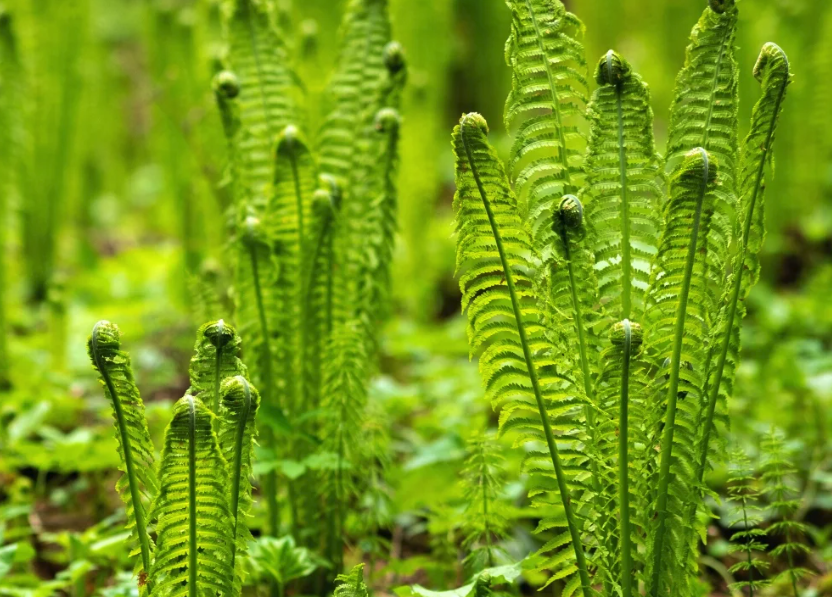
[452,113,591,595]
[583,51,663,321]
[503,0,588,255]
[666,0,739,335]
[237,215,281,536]
[224,0,301,210]
[321,320,370,573]
[218,376,261,597]
[646,148,719,597]
[151,395,233,597]
[271,125,317,418]
[188,319,248,414]
[87,321,157,590]
[695,42,792,491]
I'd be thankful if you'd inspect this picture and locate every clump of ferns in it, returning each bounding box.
[88,319,260,596]
[450,0,792,595]
[210,0,406,572]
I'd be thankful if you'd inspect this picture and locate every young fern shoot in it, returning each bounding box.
[151,396,233,597]
[452,113,590,595]
[188,320,248,414]
[726,448,769,596]
[87,322,157,589]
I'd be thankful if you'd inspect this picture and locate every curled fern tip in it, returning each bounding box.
[596,50,631,86]
[375,108,401,133]
[709,0,734,14]
[556,194,584,229]
[754,42,790,82]
[612,319,643,349]
[213,70,240,99]
[384,41,406,74]
[203,319,235,349]
[460,112,489,135]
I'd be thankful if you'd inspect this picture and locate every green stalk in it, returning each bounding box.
[247,242,279,537]
[90,325,153,591]
[740,502,755,597]
[461,120,591,594]
[617,320,634,597]
[649,149,711,596]
[228,377,252,573]
[695,52,790,488]
[187,396,198,597]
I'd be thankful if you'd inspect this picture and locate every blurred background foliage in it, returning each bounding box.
[0,0,830,595]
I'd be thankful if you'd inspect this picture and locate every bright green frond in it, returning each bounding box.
[503,0,588,254]
[645,148,719,597]
[188,319,248,414]
[334,564,370,597]
[151,396,233,597]
[87,321,157,581]
[697,43,792,477]
[224,0,301,210]
[452,113,590,594]
[218,376,260,596]
[583,51,663,322]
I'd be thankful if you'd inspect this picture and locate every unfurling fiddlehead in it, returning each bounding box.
[188,319,248,414]
[88,321,157,588]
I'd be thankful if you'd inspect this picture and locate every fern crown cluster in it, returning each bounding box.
[451,0,792,595]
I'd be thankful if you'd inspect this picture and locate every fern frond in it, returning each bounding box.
[188,320,248,414]
[151,395,233,597]
[460,432,510,573]
[318,0,394,186]
[218,376,260,596]
[87,321,157,583]
[213,69,242,204]
[645,149,719,597]
[583,51,663,321]
[224,0,301,210]
[761,430,813,596]
[356,107,402,330]
[233,215,282,535]
[334,564,370,597]
[503,0,588,254]
[320,320,371,571]
[725,448,770,595]
[270,125,317,418]
[696,43,792,484]
[665,0,739,338]
[451,113,590,594]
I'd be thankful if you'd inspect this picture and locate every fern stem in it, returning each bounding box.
[228,376,252,574]
[740,500,755,597]
[187,396,198,597]
[524,0,571,185]
[247,243,280,537]
[695,51,790,488]
[608,51,632,320]
[617,320,633,597]
[650,148,711,596]
[461,118,590,594]
[90,324,153,589]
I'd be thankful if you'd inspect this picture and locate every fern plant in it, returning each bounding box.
[451,1,793,595]
[760,430,812,596]
[725,448,769,596]
[212,0,406,577]
[88,320,260,596]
